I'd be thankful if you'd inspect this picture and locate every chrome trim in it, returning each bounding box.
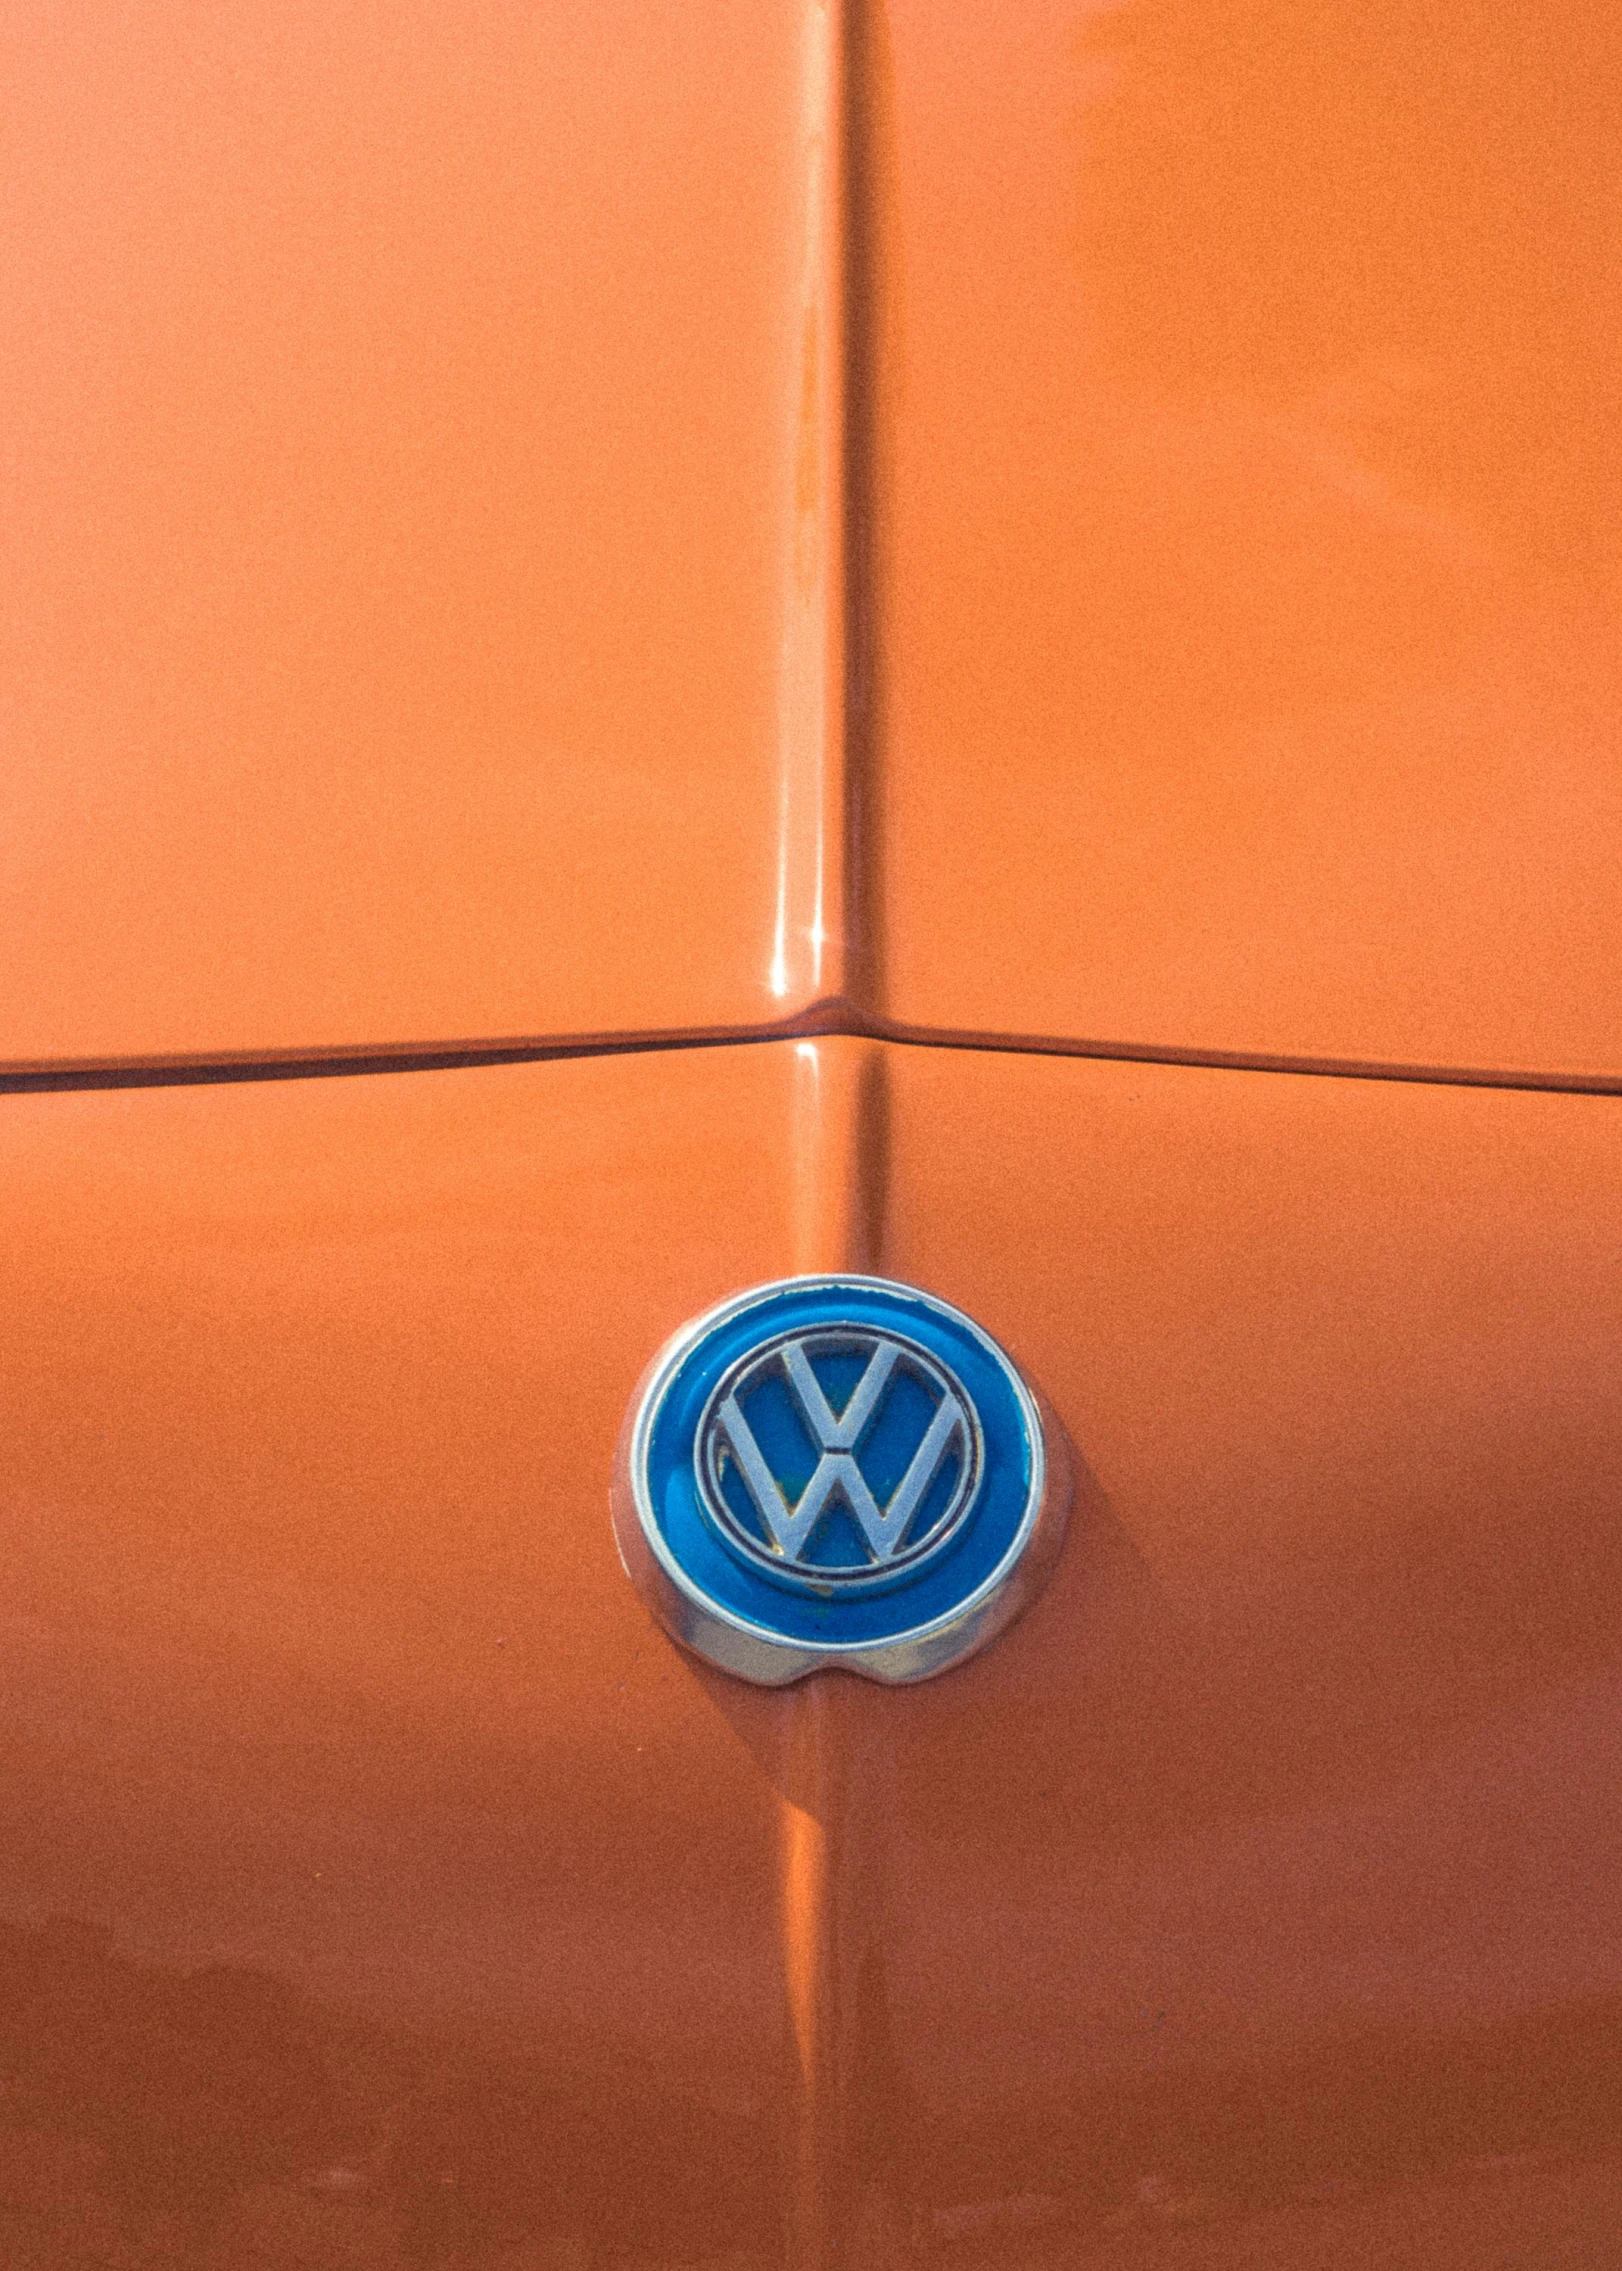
[697,1324,983,1588]
[610,1274,1071,1685]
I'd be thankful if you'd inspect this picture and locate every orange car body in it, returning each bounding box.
[4,3,1620,2265]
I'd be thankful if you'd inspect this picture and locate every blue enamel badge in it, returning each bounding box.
[612,1276,1068,1684]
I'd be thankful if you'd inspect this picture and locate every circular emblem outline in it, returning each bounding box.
[611,1275,1070,1686]
[695,1323,985,1592]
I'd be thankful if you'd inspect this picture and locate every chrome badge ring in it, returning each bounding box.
[612,1275,1069,1685]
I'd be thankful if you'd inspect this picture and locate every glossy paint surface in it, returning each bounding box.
[8,0,1622,2260]
[872,0,1622,1079]
[0,1046,804,2267]
[4,1037,1620,2265]
[1,0,844,1068]
[10,0,1619,1084]
[876,1041,1622,2263]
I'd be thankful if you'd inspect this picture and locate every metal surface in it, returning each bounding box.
[6,0,1622,2260]
[613,1273,1066,1685]
[2,1037,1620,2266]
[871,0,1622,1083]
[0,0,849,1069]
[16,0,1620,1091]
[0,1046,798,2269]
[699,1327,981,1585]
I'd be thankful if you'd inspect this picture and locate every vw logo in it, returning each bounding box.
[612,1275,1068,1685]
[697,1327,982,1590]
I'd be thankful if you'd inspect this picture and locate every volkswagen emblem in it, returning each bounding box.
[612,1276,1069,1684]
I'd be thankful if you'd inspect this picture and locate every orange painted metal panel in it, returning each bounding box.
[0,1047,805,2265]
[0,0,841,1069]
[5,1037,1620,2263]
[872,0,1622,1080]
[864,1042,1622,2261]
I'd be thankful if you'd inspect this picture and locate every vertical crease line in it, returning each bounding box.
[780,17,882,2247]
[782,1673,838,2271]
[817,0,850,1009]
[840,0,885,1021]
